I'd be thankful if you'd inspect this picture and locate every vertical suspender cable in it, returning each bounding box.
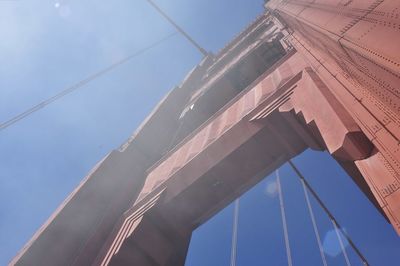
[288,160,369,266]
[332,220,352,266]
[300,178,328,266]
[230,199,240,266]
[276,169,293,266]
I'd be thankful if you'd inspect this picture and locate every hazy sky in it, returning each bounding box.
[0,0,399,265]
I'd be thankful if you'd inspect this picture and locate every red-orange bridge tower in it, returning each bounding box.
[11,0,400,265]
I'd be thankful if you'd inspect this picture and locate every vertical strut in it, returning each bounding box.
[332,220,351,266]
[300,178,328,266]
[288,160,369,266]
[276,170,293,266]
[230,199,240,266]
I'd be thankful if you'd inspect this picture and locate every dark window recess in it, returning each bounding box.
[227,41,286,92]
[209,21,274,74]
[170,41,286,149]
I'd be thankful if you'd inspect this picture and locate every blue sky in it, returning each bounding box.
[0,0,399,265]
[186,150,400,265]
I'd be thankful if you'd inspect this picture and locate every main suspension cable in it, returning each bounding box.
[0,32,178,132]
[287,160,369,266]
[145,0,208,56]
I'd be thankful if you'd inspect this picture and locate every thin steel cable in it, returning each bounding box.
[332,220,351,266]
[166,117,185,152]
[276,169,293,266]
[230,199,240,266]
[288,160,369,266]
[0,32,178,132]
[145,0,208,56]
[300,178,328,266]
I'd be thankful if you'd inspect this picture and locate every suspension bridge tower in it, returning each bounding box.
[11,0,400,265]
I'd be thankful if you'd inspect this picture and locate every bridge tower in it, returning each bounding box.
[11,0,400,265]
